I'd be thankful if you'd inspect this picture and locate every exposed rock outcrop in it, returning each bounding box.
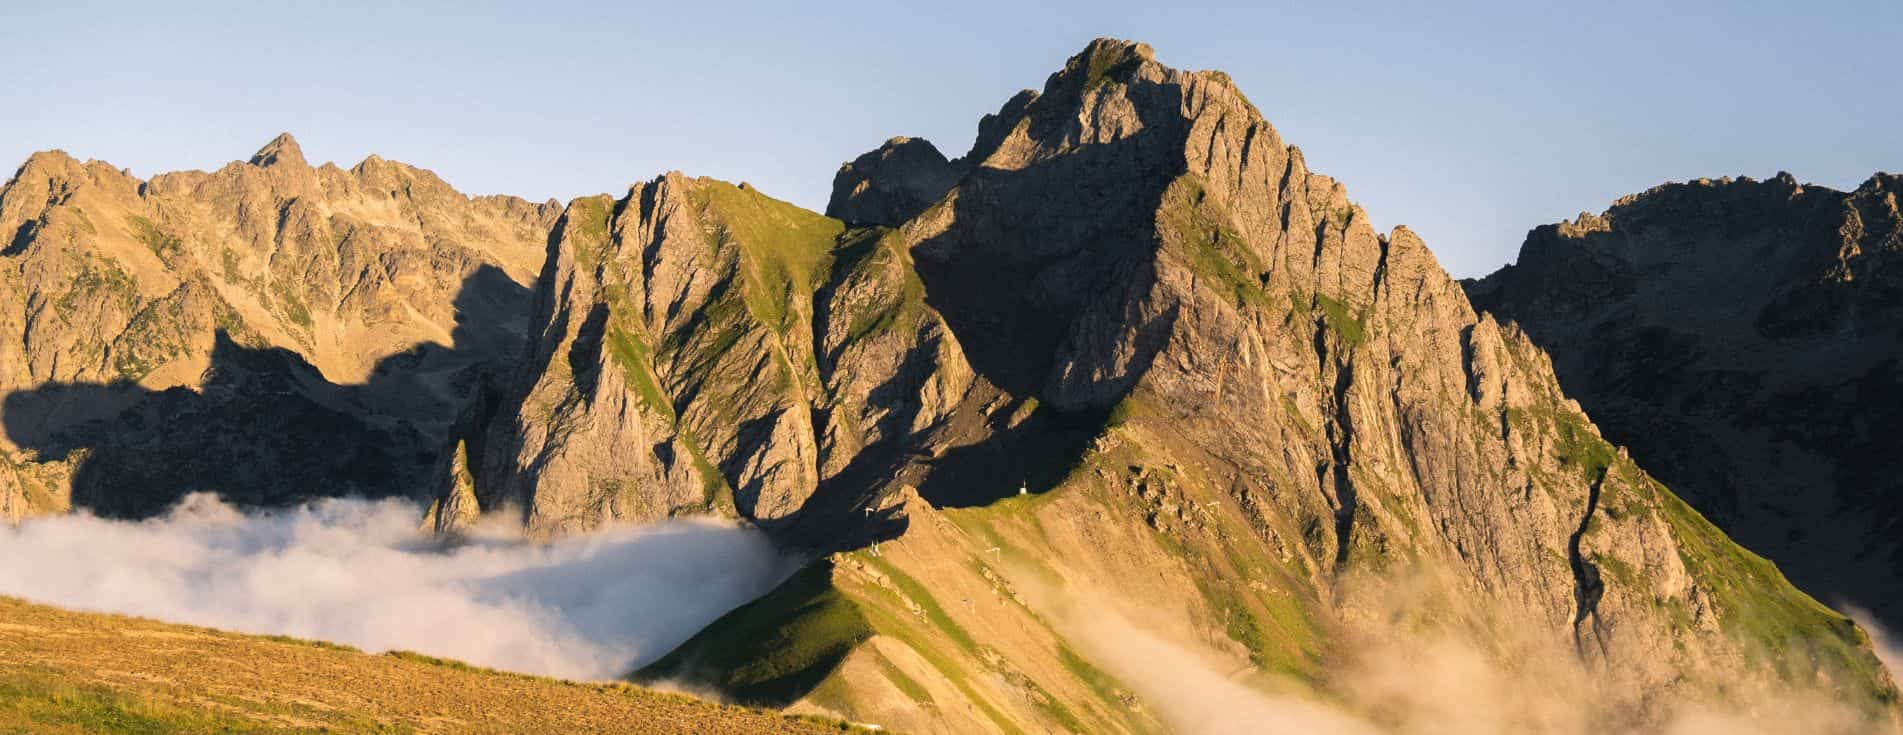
[1,40,1892,735]
[633,39,1899,732]
[0,135,556,517]
[473,175,977,536]
[1467,172,1903,630]
[825,137,963,227]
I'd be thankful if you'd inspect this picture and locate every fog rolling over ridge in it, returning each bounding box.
[0,493,796,680]
[1026,572,1903,735]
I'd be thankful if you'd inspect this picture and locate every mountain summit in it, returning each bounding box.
[482,38,1894,731]
[0,38,1895,734]
[247,132,307,168]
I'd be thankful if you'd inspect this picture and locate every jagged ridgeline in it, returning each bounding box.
[457,39,1895,731]
[1466,174,1903,638]
[0,37,1896,734]
[0,134,555,521]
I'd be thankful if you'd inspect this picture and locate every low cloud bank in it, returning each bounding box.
[1036,574,1895,735]
[1058,606,1377,735]
[0,494,797,680]
[1851,607,1903,690]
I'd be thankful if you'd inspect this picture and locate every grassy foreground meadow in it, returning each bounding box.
[0,596,869,734]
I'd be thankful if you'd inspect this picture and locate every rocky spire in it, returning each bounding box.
[248,132,307,168]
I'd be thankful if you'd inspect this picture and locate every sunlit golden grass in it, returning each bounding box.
[0,595,874,734]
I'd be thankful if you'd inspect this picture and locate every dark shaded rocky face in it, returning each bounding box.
[1,38,1896,734]
[1467,173,1903,631]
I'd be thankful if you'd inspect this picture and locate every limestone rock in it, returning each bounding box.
[1467,172,1903,630]
[0,134,556,517]
[642,37,1898,727]
[3,38,1894,733]
[421,440,481,535]
[476,174,979,535]
[824,137,963,227]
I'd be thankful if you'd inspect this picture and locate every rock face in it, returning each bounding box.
[825,137,964,227]
[1,40,1895,735]
[0,135,556,518]
[1467,173,1903,630]
[627,40,1899,732]
[473,174,976,536]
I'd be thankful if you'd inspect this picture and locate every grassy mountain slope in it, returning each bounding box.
[0,595,865,735]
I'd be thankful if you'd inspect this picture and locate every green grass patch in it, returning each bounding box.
[686,179,844,334]
[851,592,1026,735]
[1203,581,1277,669]
[1105,395,1147,429]
[1080,41,1145,92]
[384,650,487,674]
[1055,641,1162,734]
[1504,404,1615,484]
[636,561,872,707]
[566,195,617,270]
[1591,552,1639,586]
[125,216,184,260]
[259,634,360,654]
[1329,205,1354,231]
[1055,643,1122,705]
[869,649,933,705]
[862,556,979,655]
[269,279,313,331]
[841,277,920,347]
[1151,491,1326,679]
[1160,176,1274,311]
[219,248,243,282]
[658,286,751,379]
[604,325,674,420]
[111,297,190,382]
[678,429,734,512]
[0,667,274,734]
[210,300,261,347]
[1022,677,1086,734]
[53,262,138,322]
[1648,479,1895,708]
[1314,294,1366,347]
[1551,411,1614,482]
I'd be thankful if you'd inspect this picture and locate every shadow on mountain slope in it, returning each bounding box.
[898,119,1177,513]
[2,265,529,518]
[908,132,1174,403]
[775,125,1180,553]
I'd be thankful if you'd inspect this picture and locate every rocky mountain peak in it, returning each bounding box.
[1059,37,1156,87]
[4,36,1896,734]
[11,149,85,180]
[1468,171,1903,633]
[772,42,1898,727]
[825,136,959,226]
[247,132,307,168]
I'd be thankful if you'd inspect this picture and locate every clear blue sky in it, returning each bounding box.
[3,1,1897,277]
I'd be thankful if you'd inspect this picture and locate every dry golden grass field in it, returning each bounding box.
[0,595,869,734]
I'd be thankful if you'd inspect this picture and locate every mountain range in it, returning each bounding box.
[0,38,1894,733]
